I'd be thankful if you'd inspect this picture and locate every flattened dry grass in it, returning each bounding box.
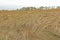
[0,9,60,40]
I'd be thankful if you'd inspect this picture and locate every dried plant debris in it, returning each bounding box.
[0,10,60,40]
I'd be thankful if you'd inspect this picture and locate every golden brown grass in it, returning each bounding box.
[0,9,60,40]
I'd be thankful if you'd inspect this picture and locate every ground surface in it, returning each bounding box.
[0,9,60,40]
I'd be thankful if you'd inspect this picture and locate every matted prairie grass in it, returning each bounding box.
[0,9,60,40]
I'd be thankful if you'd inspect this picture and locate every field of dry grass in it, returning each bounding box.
[0,9,60,40]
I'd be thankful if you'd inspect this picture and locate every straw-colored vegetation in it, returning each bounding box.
[0,8,60,40]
